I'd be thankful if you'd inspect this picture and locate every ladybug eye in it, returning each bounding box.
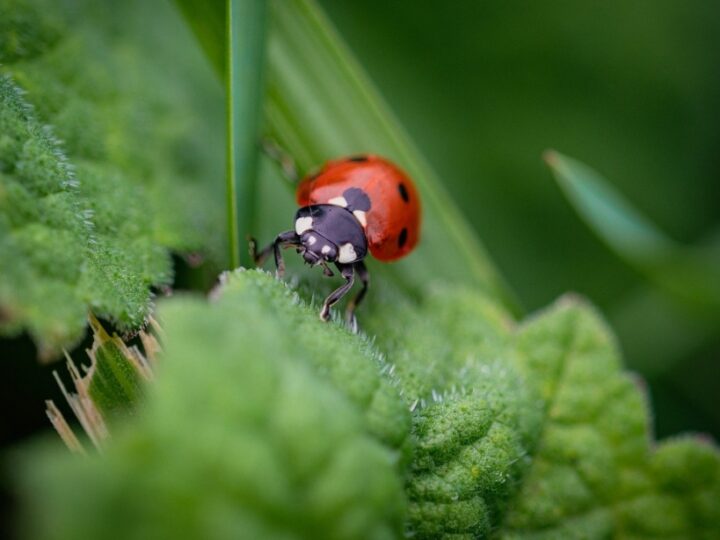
[398,183,410,203]
[398,227,408,249]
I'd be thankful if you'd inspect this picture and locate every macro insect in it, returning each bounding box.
[252,153,421,330]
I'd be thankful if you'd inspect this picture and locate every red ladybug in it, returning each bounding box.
[252,154,421,329]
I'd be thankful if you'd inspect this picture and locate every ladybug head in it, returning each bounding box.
[294,205,368,267]
[297,230,338,266]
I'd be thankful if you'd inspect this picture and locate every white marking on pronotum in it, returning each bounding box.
[338,242,358,263]
[295,216,313,235]
[321,245,331,255]
[353,210,367,227]
[328,196,348,207]
[307,235,317,245]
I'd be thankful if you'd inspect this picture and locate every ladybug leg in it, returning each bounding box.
[261,137,299,184]
[345,261,369,333]
[250,230,298,277]
[319,260,335,277]
[319,264,355,322]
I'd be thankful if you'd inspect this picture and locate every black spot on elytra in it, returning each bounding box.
[398,183,409,203]
[398,227,408,249]
[348,155,368,163]
[342,187,371,212]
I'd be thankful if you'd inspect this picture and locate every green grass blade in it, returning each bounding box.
[545,150,675,262]
[174,0,519,313]
[546,150,720,317]
[226,0,268,268]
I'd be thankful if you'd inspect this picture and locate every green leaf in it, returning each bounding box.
[19,273,718,539]
[0,73,156,356]
[174,0,519,312]
[545,150,720,318]
[499,298,720,539]
[226,0,268,267]
[84,316,148,420]
[18,270,408,539]
[363,287,542,537]
[0,0,225,355]
[363,284,720,537]
[47,316,156,453]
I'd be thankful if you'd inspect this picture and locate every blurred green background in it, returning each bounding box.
[317,0,720,439]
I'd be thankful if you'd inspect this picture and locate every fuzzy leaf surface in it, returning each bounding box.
[17,271,409,539]
[18,273,720,538]
[0,0,225,354]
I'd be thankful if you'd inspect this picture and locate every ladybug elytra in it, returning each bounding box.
[252,153,421,330]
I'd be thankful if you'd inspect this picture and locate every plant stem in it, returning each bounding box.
[226,0,268,268]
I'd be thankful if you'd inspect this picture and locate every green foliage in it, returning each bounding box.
[546,151,720,317]
[363,288,540,537]
[46,316,156,453]
[0,0,60,63]
[225,0,268,267]
[16,272,720,538]
[317,0,720,441]
[174,0,519,312]
[85,318,147,420]
[499,300,720,539]
[0,73,155,355]
[546,150,720,383]
[4,0,719,538]
[0,0,225,355]
[18,271,408,540]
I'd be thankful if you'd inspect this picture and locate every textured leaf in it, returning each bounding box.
[364,285,720,538]
[0,0,225,355]
[364,287,541,537]
[17,270,408,539]
[498,299,720,539]
[16,272,720,539]
[0,73,150,355]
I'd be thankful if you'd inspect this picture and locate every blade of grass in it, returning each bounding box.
[226,0,268,268]
[544,150,675,261]
[545,149,720,317]
[174,0,520,314]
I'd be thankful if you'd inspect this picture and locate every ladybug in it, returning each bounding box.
[252,153,421,329]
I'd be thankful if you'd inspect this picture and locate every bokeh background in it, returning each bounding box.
[318,0,720,439]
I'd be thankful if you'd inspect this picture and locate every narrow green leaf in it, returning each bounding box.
[545,150,720,317]
[545,150,675,261]
[226,0,268,268]
[45,316,157,452]
[85,317,146,419]
[174,0,520,313]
